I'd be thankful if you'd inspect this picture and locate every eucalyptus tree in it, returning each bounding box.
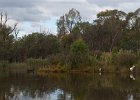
[72,22,95,50]
[134,8,140,32]
[120,8,140,51]
[57,8,81,38]
[95,9,127,51]
[57,8,81,52]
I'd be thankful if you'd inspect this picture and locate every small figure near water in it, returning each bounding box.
[130,65,135,72]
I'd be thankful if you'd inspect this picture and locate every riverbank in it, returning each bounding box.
[37,66,140,74]
[0,50,140,74]
[1,62,140,74]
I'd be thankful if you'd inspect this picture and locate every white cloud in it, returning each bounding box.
[118,2,140,13]
[46,0,86,2]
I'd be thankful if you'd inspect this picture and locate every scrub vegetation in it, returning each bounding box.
[1,8,140,73]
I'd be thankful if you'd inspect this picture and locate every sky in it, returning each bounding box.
[0,0,140,37]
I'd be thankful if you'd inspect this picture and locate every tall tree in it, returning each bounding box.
[57,8,81,39]
[95,9,127,51]
[72,22,95,50]
[120,8,140,51]
[0,11,17,60]
[57,16,66,39]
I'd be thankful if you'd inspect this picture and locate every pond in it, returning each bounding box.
[0,73,140,100]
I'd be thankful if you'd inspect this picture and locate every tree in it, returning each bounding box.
[12,32,61,60]
[0,11,17,42]
[134,8,140,32]
[72,22,95,50]
[65,8,81,33]
[60,34,73,53]
[57,16,66,39]
[43,34,60,56]
[120,8,140,51]
[95,9,127,51]
[57,8,81,39]
[0,11,17,61]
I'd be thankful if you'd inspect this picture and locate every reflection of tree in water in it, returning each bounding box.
[0,73,140,100]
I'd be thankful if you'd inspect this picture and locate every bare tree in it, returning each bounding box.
[0,10,17,40]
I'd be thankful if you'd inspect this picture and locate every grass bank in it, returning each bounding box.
[0,50,140,74]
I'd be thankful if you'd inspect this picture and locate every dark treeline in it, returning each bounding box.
[1,8,140,71]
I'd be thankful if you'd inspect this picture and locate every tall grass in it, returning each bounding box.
[113,50,137,67]
[7,63,27,74]
[100,52,113,66]
[0,61,28,74]
[25,58,48,69]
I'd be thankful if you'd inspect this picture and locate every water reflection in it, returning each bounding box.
[98,72,102,76]
[130,74,135,80]
[128,94,134,100]
[0,73,140,100]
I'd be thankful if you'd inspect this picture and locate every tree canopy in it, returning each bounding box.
[1,8,140,63]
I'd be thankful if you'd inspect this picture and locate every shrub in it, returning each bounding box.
[92,50,102,59]
[114,50,137,66]
[25,58,48,69]
[47,54,68,66]
[100,52,113,65]
[69,39,90,69]
[70,39,88,55]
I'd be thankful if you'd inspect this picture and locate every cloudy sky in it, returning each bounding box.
[0,0,140,37]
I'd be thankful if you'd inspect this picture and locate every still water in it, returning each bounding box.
[0,73,140,100]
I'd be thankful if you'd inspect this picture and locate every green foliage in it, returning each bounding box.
[120,31,140,51]
[70,39,88,55]
[9,33,61,62]
[69,39,90,68]
[60,34,73,52]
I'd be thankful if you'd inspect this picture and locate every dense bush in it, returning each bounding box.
[113,50,138,66]
[69,39,91,69]
[100,52,113,66]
